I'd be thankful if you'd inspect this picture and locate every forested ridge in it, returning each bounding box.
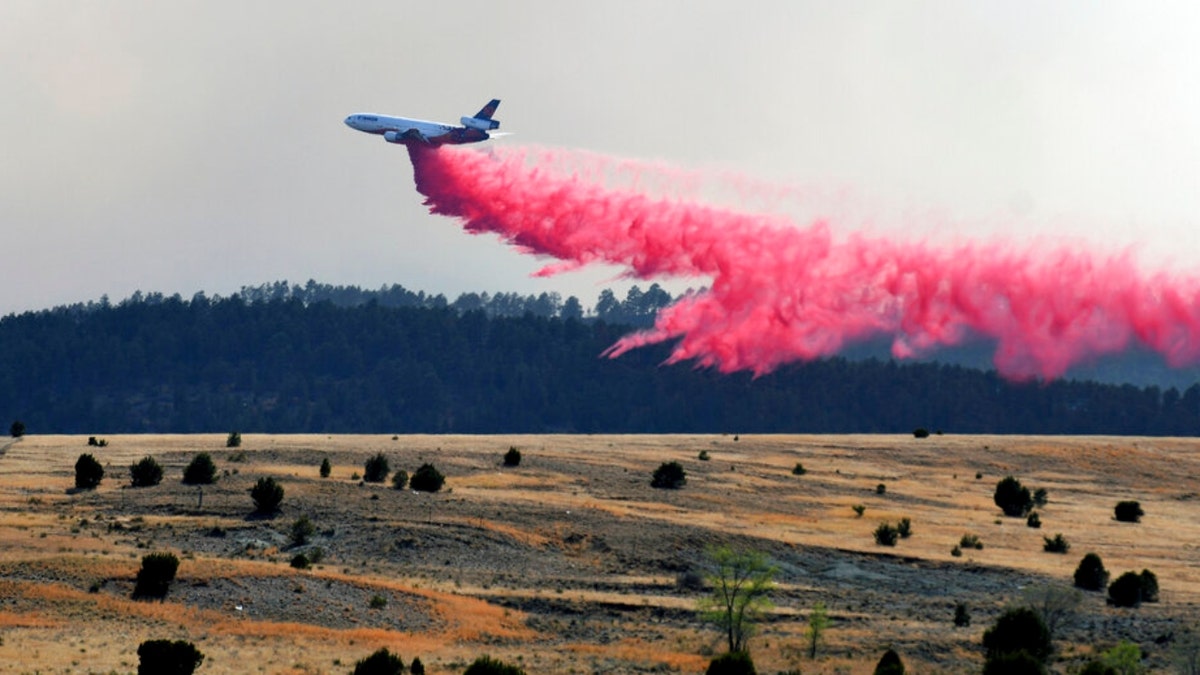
[2,281,1198,435]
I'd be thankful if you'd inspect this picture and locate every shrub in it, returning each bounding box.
[1026,512,1042,528]
[129,456,164,487]
[698,450,710,461]
[363,452,390,483]
[250,477,284,514]
[1108,571,1145,607]
[896,517,912,538]
[1139,569,1159,603]
[411,657,425,675]
[982,607,1052,665]
[391,469,409,490]
[137,639,204,675]
[912,428,929,438]
[290,553,310,569]
[1074,553,1110,591]
[960,534,983,550]
[10,420,26,437]
[352,647,404,675]
[954,602,970,627]
[791,462,806,475]
[982,650,1047,675]
[994,476,1034,517]
[705,651,756,675]
[133,552,179,599]
[74,453,104,490]
[1033,488,1048,507]
[226,431,241,448]
[182,452,217,485]
[951,545,962,557]
[1114,500,1144,523]
[319,457,331,478]
[291,515,315,545]
[874,522,899,546]
[410,463,445,492]
[852,504,866,517]
[369,594,388,609]
[1043,533,1070,553]
[503,446,522,467]
[651,461,687,489]
[463,655,526,675]
[874,648,905,675]
[876,483,887,495]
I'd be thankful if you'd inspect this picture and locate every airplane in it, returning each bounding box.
[344,99,502,146]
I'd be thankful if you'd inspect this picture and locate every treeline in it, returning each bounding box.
[1,286,1199,434]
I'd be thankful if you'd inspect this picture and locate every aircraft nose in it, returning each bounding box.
[343,116,355,128]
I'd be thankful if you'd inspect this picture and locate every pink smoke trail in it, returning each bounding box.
[407,144,1200,381]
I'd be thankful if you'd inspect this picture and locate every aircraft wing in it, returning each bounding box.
[400,128,431,145]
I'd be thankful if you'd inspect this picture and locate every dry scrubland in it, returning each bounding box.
[0,433,1197,673]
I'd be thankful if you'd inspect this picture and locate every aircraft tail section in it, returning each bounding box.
[474,99,501,121]
[461,99,501,131]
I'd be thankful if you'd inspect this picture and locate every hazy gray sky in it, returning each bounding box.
[3,1,1199,316]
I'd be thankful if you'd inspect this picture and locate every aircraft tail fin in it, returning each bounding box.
[474,99,501,121]
[461,99,501,131]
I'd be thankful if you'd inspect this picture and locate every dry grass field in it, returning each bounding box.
[0,433,1197,673]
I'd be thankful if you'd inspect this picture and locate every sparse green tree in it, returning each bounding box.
[351,647,404,675]
[182,452,217,485]
[363,452,390,483]
[133,552,179,599]
[1099,640,1144,675]
[250,476,284,514]
[226,431,241,448]
[994,476,1034,517]
[129,456,164,487]
[391,469,409,490]
[698,545,776,654]
[137,639,204,675]
[410,463,445,493]
[807,601,830,660]
[1075,553,1110,591]
[291,515,315,546]
[74,453,104,489]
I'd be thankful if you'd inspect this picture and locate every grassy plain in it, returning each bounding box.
[0,433,1196,673]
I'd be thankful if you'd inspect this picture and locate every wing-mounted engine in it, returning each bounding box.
[383,130,406,143]
[460,116,500,131]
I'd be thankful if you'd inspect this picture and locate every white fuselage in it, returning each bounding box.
[344,114,455,138]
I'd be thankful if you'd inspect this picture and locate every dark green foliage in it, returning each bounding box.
[876,483,887,495]
[182,452,217,485]
[960,534,983,550]
[463,655,526,675]
[320,457,331,478]
[791,462,806,475]
[1074,553,1110,591]
[74,453,104,489]
[87,436,107,447]
[363,452,390,483]
[134,552,179,599]
[873,648,905,675]
[410,657,424,675]
[874,522,899,546]
[981,650,1047,675]
[1043,533,1070,553]
[391,469,408,490]
[226,431,241,448]
[137,639,204,675]
[351,647,404,675]
[1026,512,1041,528]
[705,651,757,675]
[129,456,164,487]
[250,477,284,514]
[410,463,445,492]
[912,428,929,438]
[994,476,1034,517]
[10,420,25,437]
[982,607,1052,665]
[1108,571,1145,607]
[369,594,388,609]
[896,517,912,538]
[291,515,315,545]
[503,447,521,467]
[1079,662,1117,675]
[1033,488,1048,507]
[651,461,687,489]
[953,602,970,627]
[1139,569,1159,602]
[290,553,309,569]
[1114,500,1144,523]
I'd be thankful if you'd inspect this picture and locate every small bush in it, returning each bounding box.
[1026,512,1042,528]
[698,449,710,461]
[1139,569,1159,603]
[129,456,164,488]
[369,594,388,609]
[291,515,315,546]
[1114,500,1144,523]
[852,504,866,517]
[1108,571,1145,607]
[954,603,970,627]
[503,446,522,467]
[74,453,105,490]
[137,639,204,675]
[319,457,331,478]
[1074,553,1110,591]
[874,522,899,546]
[226,431,241,448]
[134,552,179,599]
[9,420,25,438]
[876,483,887,495]
[290,553,309,569]
[363,452,389,483]
[651,461,687,489]
[705,650,757,675]
[791,462,806,475]
[463,655,526,675]
[982,607,1052,665]
[676,569,706,591]
[410,463,445,492]
[1033,488,1048,507]
[411,657,425,675]
[912,428,929,438]
[994,476,1034,517]
[951,545,962,557]
[87,436,99,446]
[960,534,983,550]
[982,650,1047,675]
[352,647,404,675]
[182,452,218,485]
[896,517,912,538]
[250,477,284,514]
[874,648,905,675]
[1043,533,1070,553]
[391,469,409,490]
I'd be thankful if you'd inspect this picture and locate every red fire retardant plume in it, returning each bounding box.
[407,144,1200,381]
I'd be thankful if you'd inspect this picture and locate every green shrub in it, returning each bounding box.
[1108,571,1145,607]
[1114,500,1143,523]
[876,483,887,495]
[1026,512,1042,528]
[1139,569,1159,602]
[290,553,309,569]
[1074,553,1110,591]
[954,603,970,627]
[705,650,756,675]
[463,655,527,675]
[852,504,866,517]
[960,534,983,550]
[503,447,521,467]
[319,457,331,478]
[994,476,1034,517]
[137,639,204,675]
[369,594,388,609]
[1043,533,1070,553]
[129,456,164,487]
[134,552,179,599]
[226,431,241,448]
[1079,661,1117,675]
[912,428,929,438]
[352,647,404,675]
[411,657,425,675]
[896,517,912,538]
[698,450,711,461]
[951,545,962,557]
[391,469,409,490]
[981,650,1047,675]
[1033,488,1048,507]
[982,607,1052,665]
[74,453,104,490]
[874,648,905,675]
[291,515,315,546]
[651,461,687,489]
[791,462,806,475]
[182,452,217,485]
[410,463,445,492]
[874,522,899,546]
[10,420,26,438]
[250,477,284,514]
[363,452,390,483]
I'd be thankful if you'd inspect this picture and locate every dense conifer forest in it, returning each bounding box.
[2,281,1197,435]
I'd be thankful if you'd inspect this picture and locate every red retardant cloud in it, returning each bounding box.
[407,144,1200,381]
